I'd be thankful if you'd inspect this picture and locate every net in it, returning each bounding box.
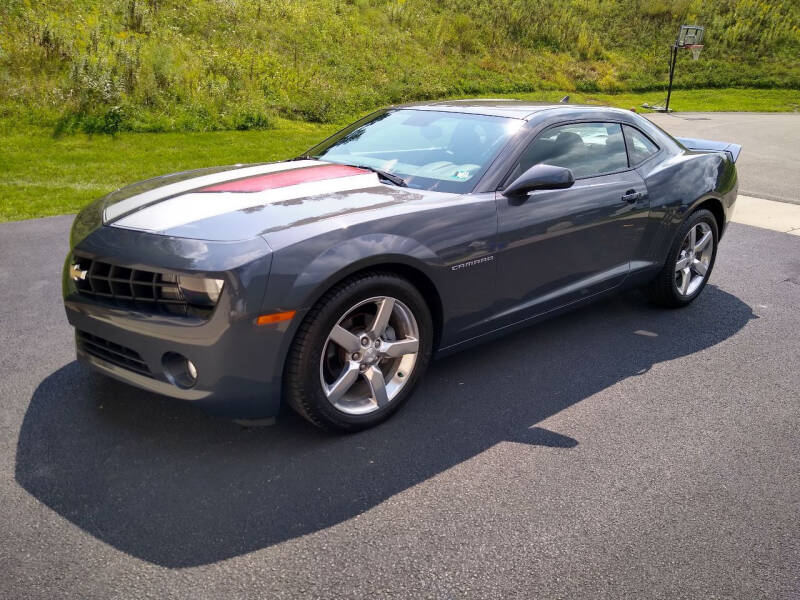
[687,44,703,60]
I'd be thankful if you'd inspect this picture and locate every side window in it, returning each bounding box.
[623,125,659,165]
[510,122,628,181]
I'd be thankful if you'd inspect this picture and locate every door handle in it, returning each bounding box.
[622,190,641,203]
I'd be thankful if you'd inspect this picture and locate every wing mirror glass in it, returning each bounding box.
[502,164,575,198]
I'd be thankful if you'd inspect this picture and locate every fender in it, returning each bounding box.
[295,236,441,311]
[639,151,733,263]
[263,232,441,316]
[257,233,442,397]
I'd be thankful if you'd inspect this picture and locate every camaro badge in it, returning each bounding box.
[451,255,494,271]
[70,264,88,281]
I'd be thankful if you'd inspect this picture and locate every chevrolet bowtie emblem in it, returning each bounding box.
[70,263,88,281]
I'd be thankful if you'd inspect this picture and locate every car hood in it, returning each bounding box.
[73,159,434,244]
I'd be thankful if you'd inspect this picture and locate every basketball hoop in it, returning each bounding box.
[662,25,706,112]
[686,44,704,61]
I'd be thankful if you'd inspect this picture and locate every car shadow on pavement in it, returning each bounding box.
[15,285,754,568]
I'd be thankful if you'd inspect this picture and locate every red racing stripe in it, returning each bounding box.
[199,164,368,193]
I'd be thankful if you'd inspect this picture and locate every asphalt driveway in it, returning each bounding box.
[2,111,800,598]
[647,112,800,204]
[1,212,799,598]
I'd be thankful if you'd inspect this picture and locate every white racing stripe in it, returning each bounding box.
[113,172,380,232]
[104,160,322,223]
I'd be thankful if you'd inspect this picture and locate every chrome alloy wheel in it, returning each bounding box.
[320,296,420,415]
[675,221,714,296]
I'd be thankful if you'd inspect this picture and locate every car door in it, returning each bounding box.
[493,121,650,325]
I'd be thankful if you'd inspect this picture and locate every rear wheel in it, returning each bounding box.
[645,208,718,307]
[285,272,433,431]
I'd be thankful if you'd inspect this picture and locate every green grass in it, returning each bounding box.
[2,0,799,133]
[519,88,800,113]
[0,119,337,221]
[2,87,798,222]
[4,1,797,222]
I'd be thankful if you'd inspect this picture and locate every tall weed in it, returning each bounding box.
[1,0,797,133]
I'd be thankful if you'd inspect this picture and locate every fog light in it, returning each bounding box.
[162,352,198,389]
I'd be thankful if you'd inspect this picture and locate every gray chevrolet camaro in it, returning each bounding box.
[63,100,740,431]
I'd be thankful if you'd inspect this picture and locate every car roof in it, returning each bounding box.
[395,99,632,121]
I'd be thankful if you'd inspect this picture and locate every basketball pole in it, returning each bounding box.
[662,25,703,113]
[665,43,679,112]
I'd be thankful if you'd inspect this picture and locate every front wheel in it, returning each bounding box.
[285,272,433,431]
[645,208,718,308]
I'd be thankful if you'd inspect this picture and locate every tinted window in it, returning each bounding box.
[308,109,523,193]
[510,122,628,181]
[623,125,659,165]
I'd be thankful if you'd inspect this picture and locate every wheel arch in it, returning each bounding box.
[299,258,444,351]
[689,196,726,239]
[277,257,445,414]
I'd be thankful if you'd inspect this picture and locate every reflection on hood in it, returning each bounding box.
[82,159,436,242]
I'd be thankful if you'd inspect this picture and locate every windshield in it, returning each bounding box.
[307,109,523,193]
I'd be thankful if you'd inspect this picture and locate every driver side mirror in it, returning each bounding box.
[502,164,575,198]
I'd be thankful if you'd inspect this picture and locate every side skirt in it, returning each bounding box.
[434,262,660,359]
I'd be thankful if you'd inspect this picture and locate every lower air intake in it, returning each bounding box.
[77,330,152,377]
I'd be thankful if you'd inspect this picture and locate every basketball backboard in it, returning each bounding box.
[676,25,704,48]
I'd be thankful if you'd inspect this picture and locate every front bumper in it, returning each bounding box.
[63,225,291,419]
[66,301,288,418]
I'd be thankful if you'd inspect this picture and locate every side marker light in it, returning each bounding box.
[256,310,296,326]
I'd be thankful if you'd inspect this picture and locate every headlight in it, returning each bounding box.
[177,275,224,306]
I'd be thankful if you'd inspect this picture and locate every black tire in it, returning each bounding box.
[285,272,433,432]
[645,208,718,308]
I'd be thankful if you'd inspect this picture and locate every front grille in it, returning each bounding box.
[72,255,190,315]
[77,330,152,377]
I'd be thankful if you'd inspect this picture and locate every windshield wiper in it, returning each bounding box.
[350,164,407,187]
[297,157,408,187]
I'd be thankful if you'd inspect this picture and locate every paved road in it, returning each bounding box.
[647,112,800,204]
[1,212,799,598]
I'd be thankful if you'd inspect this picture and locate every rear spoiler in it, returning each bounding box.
[676,136,742,163]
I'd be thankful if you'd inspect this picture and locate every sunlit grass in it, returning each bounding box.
[2,0,798,132]
[1,88,798,222]
[450,88,800,113]
[0,119,337,221]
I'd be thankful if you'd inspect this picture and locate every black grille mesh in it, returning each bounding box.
[72,255,189,315]
[77,330,152,377]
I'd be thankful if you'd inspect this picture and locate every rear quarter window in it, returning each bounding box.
[623,125,659,165]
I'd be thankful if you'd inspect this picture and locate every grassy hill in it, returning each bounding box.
[2,0,799,134]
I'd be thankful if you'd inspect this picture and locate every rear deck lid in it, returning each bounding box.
[675,136,742,162]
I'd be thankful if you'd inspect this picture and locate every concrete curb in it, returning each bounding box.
[731,195,800,236]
